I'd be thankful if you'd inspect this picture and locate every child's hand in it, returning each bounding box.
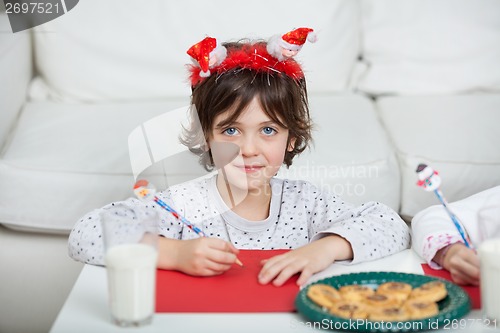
[442,243,480,286]
[160,237,240,276]
[258,235,353,287]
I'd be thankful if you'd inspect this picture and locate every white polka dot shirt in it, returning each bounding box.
[68,175,410,265]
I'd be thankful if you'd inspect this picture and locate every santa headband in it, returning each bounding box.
[187,27,317,87]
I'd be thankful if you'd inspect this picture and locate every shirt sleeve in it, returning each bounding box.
[68,191,181,265]
[411,202,483,269]
[411,185,500,269]
[306,184,411,264]
[421,233,465,269]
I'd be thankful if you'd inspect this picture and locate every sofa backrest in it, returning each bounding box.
[29,0,360,102]
[27,0,500,103]
[354,0,500,95]
[0,14,32,149]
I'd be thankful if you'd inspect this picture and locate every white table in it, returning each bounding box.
[50,250,494,333]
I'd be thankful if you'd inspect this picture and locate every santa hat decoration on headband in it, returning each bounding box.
[282,27,317,49]
[188,42,305,86]
[267,27,317,61]
[187,28,316,86]
[187,37,227,77]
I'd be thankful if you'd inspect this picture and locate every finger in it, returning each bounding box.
[208,238,240,255]
[449,255,481,283]
[185,256,229,276]
[456,267,480,285]
[204,259,233,274]
[462,261,481,281]
[463,252,481,270]
[449,260,480,285]
[450,270,480,286]
[205,247,238,265]
[260,253,288,271]
[191,251,233,274]
[271,264,303,287]
[258,255,290,284]
[450,272,467,285]
[197,267,229,276]
[296,268,313,287]
[259,256,298,285]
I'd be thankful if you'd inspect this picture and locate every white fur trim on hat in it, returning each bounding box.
[199,70,211,77]
[209,44,228,67]
[266,34,287,61]
[307,31,318,43]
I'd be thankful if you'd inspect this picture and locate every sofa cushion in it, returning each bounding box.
[0,100,208,233]
[0,14,32,145]
[377,94,500,218]
[0,94,399,232]
[278,94,400,211]
[355,0,500,95]
[31,0,360,102]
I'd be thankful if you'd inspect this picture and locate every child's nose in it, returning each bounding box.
[239,136,259,156]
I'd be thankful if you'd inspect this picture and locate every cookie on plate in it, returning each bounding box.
[339,284,375,301]
[369,306,411,322]
[330,300,369,319]
[404,299,439,320]
[410,281,447,303]
[307,284,342,308]
[376,282,412,303]
[363,293,400,313]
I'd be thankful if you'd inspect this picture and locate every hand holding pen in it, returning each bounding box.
[133,179,243,267]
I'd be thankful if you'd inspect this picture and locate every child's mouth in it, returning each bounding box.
[236,165,264,173]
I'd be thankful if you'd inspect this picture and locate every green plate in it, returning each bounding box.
[295,272,471,332]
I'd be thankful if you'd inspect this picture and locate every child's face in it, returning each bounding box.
[209,97,294,194]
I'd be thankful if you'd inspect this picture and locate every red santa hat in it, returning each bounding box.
[186,37,227,77]
[280,27,317,51]
[266,27,317,61]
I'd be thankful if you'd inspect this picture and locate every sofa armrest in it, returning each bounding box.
[0,13,32,150]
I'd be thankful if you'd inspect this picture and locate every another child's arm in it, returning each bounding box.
[410,189,493,285]
[258,234,352,286]
[411,199,480,263]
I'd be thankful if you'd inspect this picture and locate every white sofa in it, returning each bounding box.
[1,1,500,332]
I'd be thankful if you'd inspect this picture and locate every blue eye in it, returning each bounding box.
[223,128,238,136]
[262,127,276,135]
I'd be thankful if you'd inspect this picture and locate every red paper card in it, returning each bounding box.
[155,250,299,312]
[421,264,481,309]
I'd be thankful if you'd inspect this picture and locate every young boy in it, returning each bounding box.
[69,29,410,286]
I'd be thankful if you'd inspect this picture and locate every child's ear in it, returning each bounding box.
[204,138,211,151]
[287,137,296,152]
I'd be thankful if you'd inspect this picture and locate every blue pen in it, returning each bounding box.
[416,163,474,249]
[433,189,473,249]
[152,196,207,237]
[133,179,243,266]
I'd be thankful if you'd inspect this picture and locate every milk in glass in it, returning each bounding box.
[105,243,158,325]
[479,239,500,325]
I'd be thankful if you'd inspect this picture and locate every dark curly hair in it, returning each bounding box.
[180,41,312,171]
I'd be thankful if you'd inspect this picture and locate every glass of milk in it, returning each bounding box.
[477,201,500,327]
[100,204,158,327]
